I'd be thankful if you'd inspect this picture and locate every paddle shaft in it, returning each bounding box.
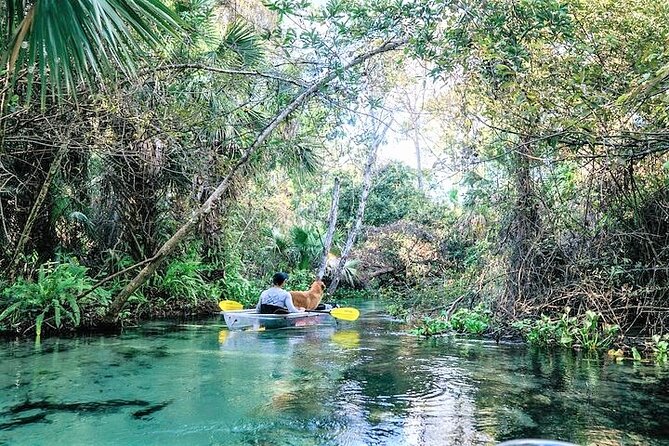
[218,299,359,321]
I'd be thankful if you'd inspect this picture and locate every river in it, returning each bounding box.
[1,301,668,445]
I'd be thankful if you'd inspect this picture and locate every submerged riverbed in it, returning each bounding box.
[1,301,668,445]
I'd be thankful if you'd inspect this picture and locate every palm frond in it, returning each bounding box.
[277,139,322,178]
[327,258,359,287]
[217,19,264,68]
[4,0,183,105]
[290,225,321,269]
[340,259,360,287]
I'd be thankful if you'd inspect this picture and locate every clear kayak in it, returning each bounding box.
[221,309,336,331]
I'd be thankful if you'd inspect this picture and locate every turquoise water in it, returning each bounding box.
[1,302,668,446]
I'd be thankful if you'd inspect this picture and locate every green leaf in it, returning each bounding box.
[35,312,45,338]
[5,0,184,104]
[0,301,23,322]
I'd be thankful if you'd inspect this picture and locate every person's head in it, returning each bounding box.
[272,272,289,286]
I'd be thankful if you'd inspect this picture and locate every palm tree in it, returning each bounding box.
[2,0,182,105]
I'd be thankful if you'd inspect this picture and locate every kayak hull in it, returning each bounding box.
[221,309,335,331]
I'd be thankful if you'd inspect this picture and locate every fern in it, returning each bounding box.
[0,259,103,337]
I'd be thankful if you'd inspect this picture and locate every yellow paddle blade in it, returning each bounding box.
[331,330,360,348]
[219,300,243,311]
[330,307,360,321]
[218,329,229,344]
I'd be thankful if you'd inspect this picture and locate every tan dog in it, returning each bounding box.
[290,280,326,310]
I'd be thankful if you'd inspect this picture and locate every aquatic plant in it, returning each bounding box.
[514,308,620,351]
[409,316,451,336]
[450,305,491,335]
[410,304,491,337]
[651,334,669,363]
[610,335,669,364]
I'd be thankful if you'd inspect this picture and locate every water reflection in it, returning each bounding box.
[0,303,668,445]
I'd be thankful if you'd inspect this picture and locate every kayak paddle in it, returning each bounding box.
[219,300,244,311]
[217,299,360,321]
[313,307,360,321]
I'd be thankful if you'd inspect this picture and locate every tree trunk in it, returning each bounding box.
[412,124,424,191]
[505,141,540,315]
[329,118,390,294]
[402,75,428,191]
[104,40,405,323]
[6,142,68,280]
[317,177,340,280]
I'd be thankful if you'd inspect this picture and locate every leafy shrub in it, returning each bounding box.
[285,269,318,291]
[289,226,322,270]
[265,226,323,271]
[220,260,262,308]
[0,259,104,336]
[156,256,215,304]
[326,258,360,288]
[409,316,451,336]
[450,305,491,335]
[514,309,620,351]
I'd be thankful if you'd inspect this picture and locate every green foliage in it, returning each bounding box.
[450,305,491,335]
[609,335,669,364]
[218,19,265,67]
[4,0,183,105]
[514,309,620,351]
[123,289,149,320]
[290,226,322,270]
[174,0,219,50]
[339,258,361,287]
[265,225,323,271]
[0,259,105,336]
[155,256,217,305]
[409,316,450,337]
[338,162,430,227]
[514,314,571,347]
[220,259,262,308]
[651,334,669,363]
[284,268,317,292]
[574,311,619,351]
[408,305,491,337]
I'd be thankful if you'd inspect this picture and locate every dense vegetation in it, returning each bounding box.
[1,0,668,362]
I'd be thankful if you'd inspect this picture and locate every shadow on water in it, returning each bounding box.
[0,399,172,431]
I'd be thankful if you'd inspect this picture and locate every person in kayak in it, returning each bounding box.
[256,272,305,314]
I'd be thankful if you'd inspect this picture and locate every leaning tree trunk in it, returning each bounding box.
[329,119,390,294]
[317,177,340,280]
[6,142,68,280]
[104,40,405,323]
